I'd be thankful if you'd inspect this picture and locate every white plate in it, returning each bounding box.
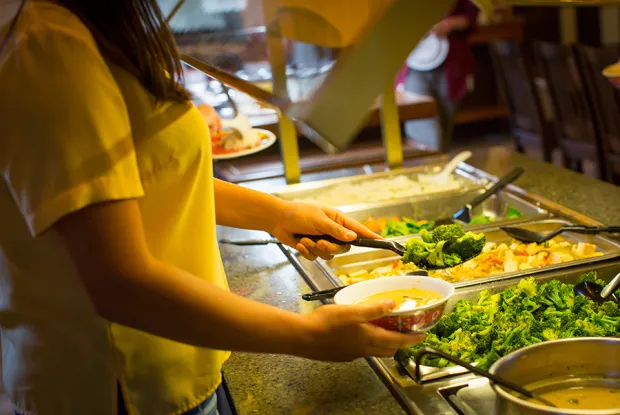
[212,128,277,160]
[406,34,450,72]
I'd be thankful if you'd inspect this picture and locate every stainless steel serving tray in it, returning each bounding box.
[339,189,548,228]
[271,162,489,208]
[318,219,620,290]
[369,261,620,414]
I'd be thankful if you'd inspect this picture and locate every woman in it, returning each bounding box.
[0,1,425,414]
[403,0,479,153]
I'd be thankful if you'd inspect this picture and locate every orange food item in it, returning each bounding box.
[363,216,401,234]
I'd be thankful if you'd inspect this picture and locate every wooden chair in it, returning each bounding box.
[534,42,605,177]
[490,40,557,162]
[576,44,620,184]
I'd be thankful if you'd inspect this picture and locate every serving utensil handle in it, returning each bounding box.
[562,226,620,234]
[294,235,388,250]
[219,239,281,246]
[601,271,620,299]
[413,347,535,398]
[301,286,343,301]
[468,167,525,209]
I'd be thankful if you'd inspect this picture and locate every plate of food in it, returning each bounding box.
[211,128,277,160]
[602,60,620,89]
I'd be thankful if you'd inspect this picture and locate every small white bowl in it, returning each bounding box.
[334,275,454,333]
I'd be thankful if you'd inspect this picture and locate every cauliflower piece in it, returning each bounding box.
[549,252,574,264]
[504,260,519,273]
[483,242,496,252]
[504,250,514,262]
[549,252,563,264]
[575,242,597,257]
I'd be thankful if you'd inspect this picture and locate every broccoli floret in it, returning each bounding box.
[577,271,606,287]
[537,280,574,310]
[600,301,620,317]
[430,224,466,244]
[444,252,463,267]
[447,232,486,260]
[434,312,461,338]
[402,238,433,264]
[575,319,609,337]
[404,225,482,268]
[427,240,447,268]
[590,312,620,336]
[419,228,433,243]
[517,277,538,297]
[542,328,560,341]
[522,296,541,313]
[403,236,462,269]
[475,346,500,371]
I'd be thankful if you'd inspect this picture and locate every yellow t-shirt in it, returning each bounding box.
[0,2,229,414]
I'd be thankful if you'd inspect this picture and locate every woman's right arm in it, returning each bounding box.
[55,199,425,361]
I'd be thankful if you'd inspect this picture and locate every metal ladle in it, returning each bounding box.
[573,271,620,305]
[408,347,557,408]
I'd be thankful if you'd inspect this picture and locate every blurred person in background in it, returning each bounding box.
[402,0,479,153]
[0,1,425,414]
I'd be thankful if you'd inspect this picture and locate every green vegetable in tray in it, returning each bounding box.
[505,206,524,220]
[395,273,620,370]
[469,215,494,225]
[468,207,524,226]
[402,224,486,269]
[381,218,435,238]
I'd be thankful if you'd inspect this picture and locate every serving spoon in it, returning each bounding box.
[407,347,557,408]
[434,167,525,226]
[500,225,620,244]
[573,271,620,305]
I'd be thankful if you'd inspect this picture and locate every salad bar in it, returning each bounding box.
[269,159,620,415]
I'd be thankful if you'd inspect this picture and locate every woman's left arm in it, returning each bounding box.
[213,179,379,260]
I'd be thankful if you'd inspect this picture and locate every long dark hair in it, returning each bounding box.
[58,0,190,102]
[1,0,191,102]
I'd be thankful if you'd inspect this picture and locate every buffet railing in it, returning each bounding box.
[269,160,620,415]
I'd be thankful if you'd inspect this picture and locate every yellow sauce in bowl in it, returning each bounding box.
[354,288,442,312]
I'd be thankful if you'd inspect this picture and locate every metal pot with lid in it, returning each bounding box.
[489,337,620,415]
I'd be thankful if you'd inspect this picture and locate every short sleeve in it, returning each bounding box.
[0,24,145,236]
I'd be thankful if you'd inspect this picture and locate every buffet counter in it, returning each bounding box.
[219,147,620,414]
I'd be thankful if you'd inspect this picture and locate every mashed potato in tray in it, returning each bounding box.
[338,238,603,285]
[292,174,464,207]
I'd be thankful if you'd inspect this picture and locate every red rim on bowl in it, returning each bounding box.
[333,275,454,333]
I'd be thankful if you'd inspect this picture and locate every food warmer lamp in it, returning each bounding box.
[171,0,620,184]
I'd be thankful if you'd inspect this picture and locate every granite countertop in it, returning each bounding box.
[219,147,620,415]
